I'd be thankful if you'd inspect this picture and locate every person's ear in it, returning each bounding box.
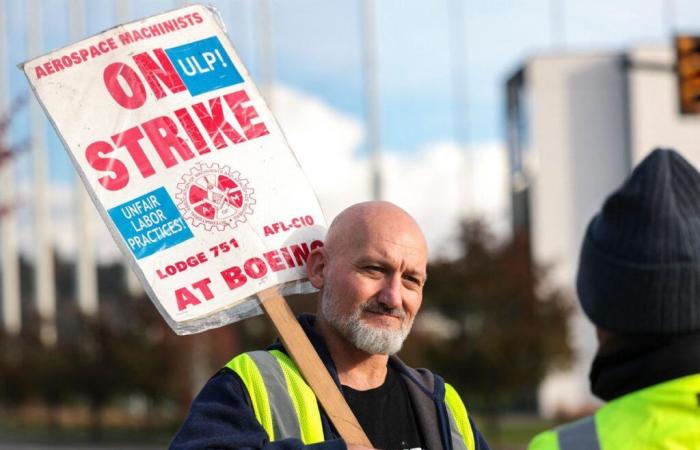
[306,247,327,289]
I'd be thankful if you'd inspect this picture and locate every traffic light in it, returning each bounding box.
[676,35,700,115]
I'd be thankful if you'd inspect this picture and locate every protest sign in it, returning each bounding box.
[21,5,326,335]
[22,5,373,445]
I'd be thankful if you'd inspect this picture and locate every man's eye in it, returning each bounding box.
[363,265,383,273]
[402,275,423,287]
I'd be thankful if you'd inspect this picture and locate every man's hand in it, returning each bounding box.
[347,445,377,450]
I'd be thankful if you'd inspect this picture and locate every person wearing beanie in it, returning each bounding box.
[528,148,700,450]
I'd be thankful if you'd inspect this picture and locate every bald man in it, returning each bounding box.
[171,202,490,450]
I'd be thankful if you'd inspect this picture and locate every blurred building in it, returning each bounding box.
[506,44,700,418]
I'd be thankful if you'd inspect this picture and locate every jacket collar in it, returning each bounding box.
[590,332,700,401]
[269,313,447,450]
[267,313,342,386]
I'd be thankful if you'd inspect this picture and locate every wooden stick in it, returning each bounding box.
[258,286,372,447]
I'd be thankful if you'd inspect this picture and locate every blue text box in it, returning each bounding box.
[165,36,243,96]
[109,187,193,260]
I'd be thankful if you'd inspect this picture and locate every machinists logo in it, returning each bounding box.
[175,162,255,232]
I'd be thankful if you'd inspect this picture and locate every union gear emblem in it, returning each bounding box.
[175,162,255,231]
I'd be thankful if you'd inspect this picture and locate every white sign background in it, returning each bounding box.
[22,5,326,334]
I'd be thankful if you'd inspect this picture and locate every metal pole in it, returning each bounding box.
[0,0,21,336]
[448,0,473,218]
[27,0,57,346]
[115,0,142,297]
[360,0,382,200]
[70,0,98,317]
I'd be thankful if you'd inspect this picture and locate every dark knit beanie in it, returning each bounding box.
[577,148,700,334]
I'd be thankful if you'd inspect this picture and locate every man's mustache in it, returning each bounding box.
[360,299,406,322]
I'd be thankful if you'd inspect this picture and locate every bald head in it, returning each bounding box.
[324,201,428,260]
[307,201,428,356]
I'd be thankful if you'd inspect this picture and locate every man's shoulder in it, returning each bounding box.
[527,414,597,450]
[205,365,249,396]
[527,428,559,450]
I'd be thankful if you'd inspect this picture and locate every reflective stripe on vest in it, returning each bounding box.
[529,375,700,450]
[444,383,475,450]
[556,416,600,450]
[228,351,475,450]
[226,350,324,444]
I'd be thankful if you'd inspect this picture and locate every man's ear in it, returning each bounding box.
[306,247,327,289]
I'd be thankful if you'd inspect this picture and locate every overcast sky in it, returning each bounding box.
[3,0,700,260]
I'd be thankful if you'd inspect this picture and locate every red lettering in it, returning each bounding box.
[89,45,102,58]
[263,225,274,237]
[244,257,268,279]
[290,243,310,266]
[192,278,214,300]
[51,59,64,73]
[98,40,111,53]
[132,29,145,42]
[174,108,211,155]
[60,55,72,68]
[280,247,296,268]
[132,48,186,100]
[190,252,208,265]
[192,97,245,148]
[224,90,269,140]
[141,116,195,168]
[221,265,247,290]
[119,32,133,46]
[264,251,286,272]
[111,127,155,178]
[85,141,129,191]
[310,240,324,251]
[35,65,48,79]
[175,286,201,311]
[103,62,147,109]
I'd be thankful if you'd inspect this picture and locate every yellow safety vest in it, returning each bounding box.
[227,350,475,450]
[528,374,700,450]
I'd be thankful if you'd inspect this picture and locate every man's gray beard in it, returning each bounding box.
[319,286,413,356]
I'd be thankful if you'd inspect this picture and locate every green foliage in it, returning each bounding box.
[0,295,183,408]
[402,219,573,410]
[0,258,219,434]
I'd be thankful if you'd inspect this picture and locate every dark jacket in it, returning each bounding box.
[171,315,490,450]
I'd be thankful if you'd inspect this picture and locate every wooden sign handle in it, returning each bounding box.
[257,286,372,447]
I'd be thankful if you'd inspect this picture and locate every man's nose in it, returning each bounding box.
[378,274,402,309]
